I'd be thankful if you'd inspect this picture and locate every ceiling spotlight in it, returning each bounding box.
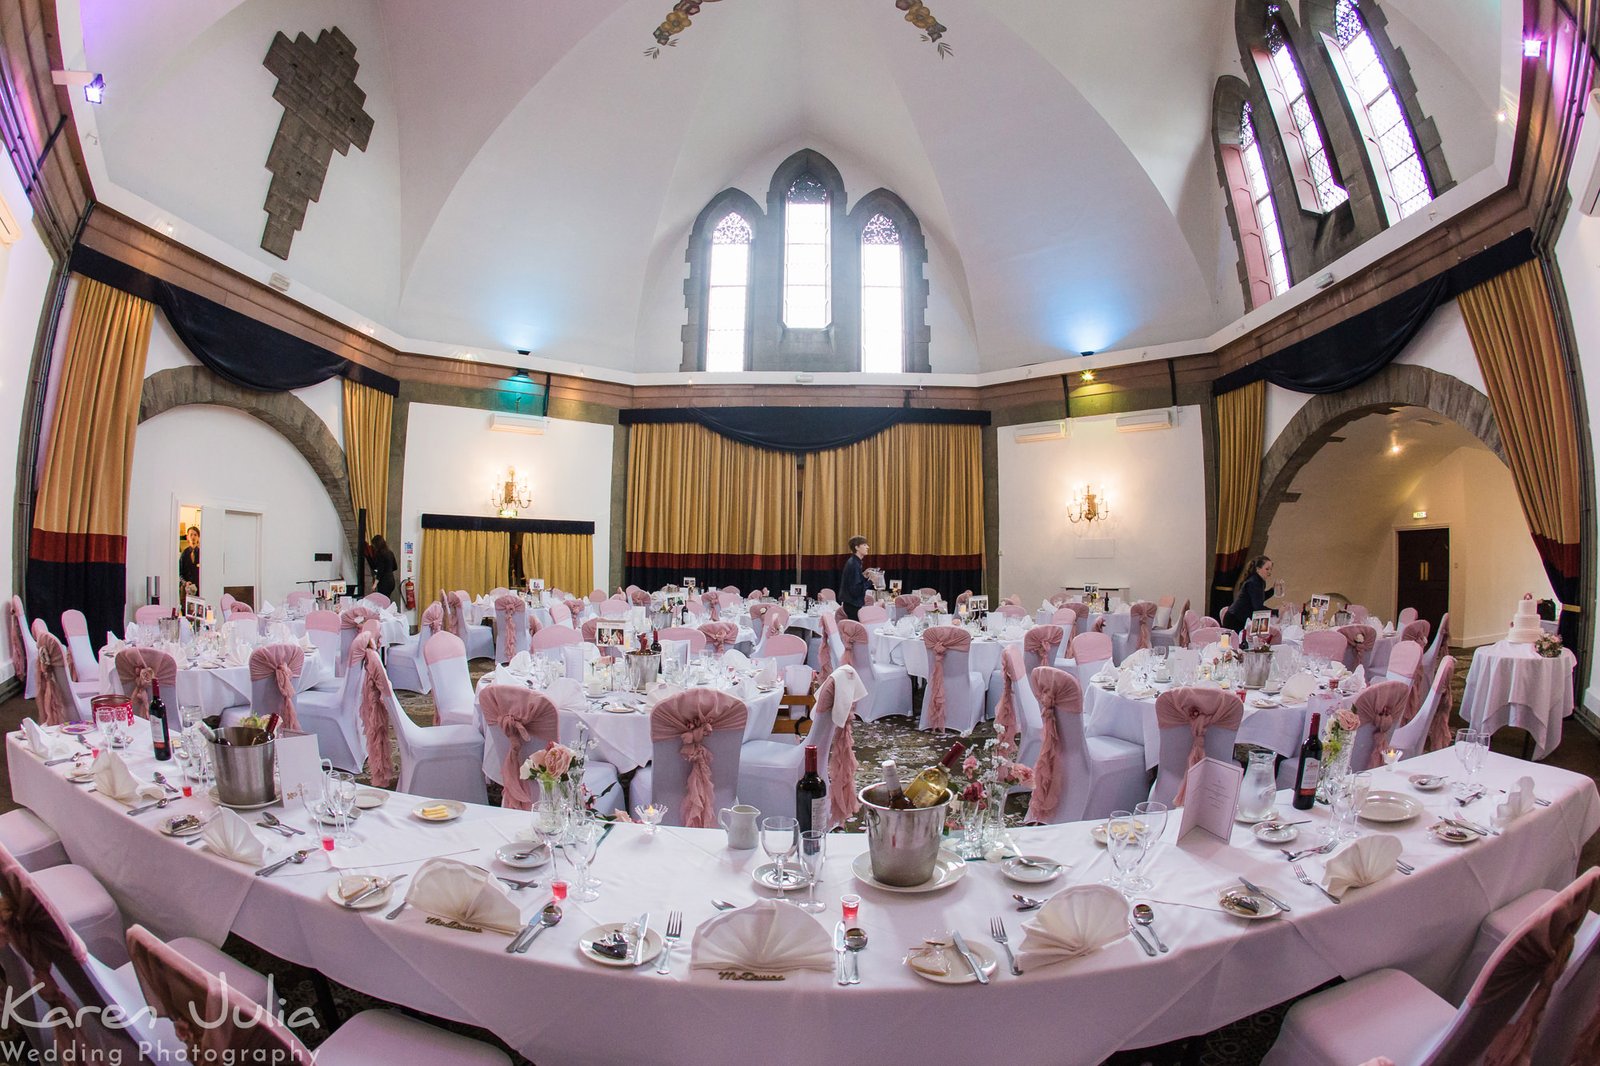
[1080,370,1096,383]
[83,73,105,104]
[516,348,531,356]
[1523,37,1544,58]
[1080,350,1094,357]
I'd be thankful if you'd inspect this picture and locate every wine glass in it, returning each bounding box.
[760,816,799,897]
[1123,801,1168,894]
[797,830,827,913]
[326,771,359,846]
[561,815,603,902]
[1100,811,1139,892]
[1453,729,1487,802]
[1339,771,1371,841]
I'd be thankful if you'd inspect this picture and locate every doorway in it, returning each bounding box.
[1396,527,1449,631]
[220,510,262,610]
[177,503,203,609]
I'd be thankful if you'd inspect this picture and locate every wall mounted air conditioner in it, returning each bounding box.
[489,413,547,435]
[1574,89,1600,215]
[1012,420,1069,444]
[1114,410,1173,433]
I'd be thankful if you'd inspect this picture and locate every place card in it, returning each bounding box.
[1178,756,1243,844]
[275,730,323,803]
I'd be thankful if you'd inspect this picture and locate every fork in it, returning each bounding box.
[990,917,1021,976]
[1396,859,1414,876]
[495,876,541,891]
[1284,841,1335,863]
[1291,862,1341,904]
[656,911,683,975]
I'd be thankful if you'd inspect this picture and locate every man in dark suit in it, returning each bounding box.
[839,535,870,621]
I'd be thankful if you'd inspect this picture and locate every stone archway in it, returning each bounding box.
[1245,363,1503,568]
[139,366,357,554]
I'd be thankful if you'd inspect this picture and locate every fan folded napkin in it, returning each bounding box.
[21,718,74,759]
[689,900,833,975]
[201,809,267,865]
[1017,885,1130,969]
[1280,672,1318,703]
[1115,672,1154,700]
[1338,666,1366,694]
[545,677,587,714]
[508,651,534,674]
[1382,621,1394,636]
[259,600,275,615]
[92,751,165,806]
[1323,834,1402,899]
[1122,649,1152,672]
[1493,776,1537,829]
[104,637,127,656]
[405,859,522,935]
[721,649,750,670]
[755,659,778,687]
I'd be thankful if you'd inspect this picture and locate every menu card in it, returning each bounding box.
[1178,756,1243,843]
[275,730,324,803]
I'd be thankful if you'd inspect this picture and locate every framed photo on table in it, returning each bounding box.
[683,577,697,589]
[329,580,348,598]
[967,594,989,614]
[1248,610,1272,641]
[593,620,627,649]
[1308,593,1331,621]
[184,596,209,623]
[528,578,545,592]
[789,584,807,600]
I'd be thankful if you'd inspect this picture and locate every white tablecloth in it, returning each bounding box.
[1460,641,1577,759]
[1083,683,1349,770]
[875,633,1014,681]
[12,722,1596,1066]
[96,646,333,718]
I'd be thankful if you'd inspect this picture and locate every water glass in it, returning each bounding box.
[561,817,603,902]
[325,770,358,846]
[1453,729,1487,799]
[1123,801,1168,894]
[1100,811,1142,893]
[760,816,799,896]
[797,830,827,913]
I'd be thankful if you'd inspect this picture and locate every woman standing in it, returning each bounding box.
[1226,555,1276,631]
[369,535,398,599]
[838,535,869,621]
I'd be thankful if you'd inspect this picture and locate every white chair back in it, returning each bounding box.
[648,724,743,827]
[304,611,340,673]
[1149,721,1239,807]
[425,636,477,728]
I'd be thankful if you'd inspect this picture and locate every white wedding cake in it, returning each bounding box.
[1507,594,1542,644]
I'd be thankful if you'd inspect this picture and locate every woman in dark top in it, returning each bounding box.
[369,535,399,598]
[1226,555,1274,631]
[838,535,869,621]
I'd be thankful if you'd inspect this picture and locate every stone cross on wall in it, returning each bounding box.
[260,27,374,260]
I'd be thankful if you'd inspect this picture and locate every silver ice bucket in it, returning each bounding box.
[627,651,661,693]
[859,783,950,886]
[207,728,278,807]
[1243,648,1273,689]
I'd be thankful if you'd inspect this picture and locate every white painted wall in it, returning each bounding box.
[996,406,1207,610]
[400,404,613,597]
[125,405,349,623]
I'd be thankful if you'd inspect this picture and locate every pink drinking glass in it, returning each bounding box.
[841,894,860,925]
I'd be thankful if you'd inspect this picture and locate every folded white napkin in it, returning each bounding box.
[1339,665,1365,694]
[1115,672,1155,700]
[259,600,275,615]
[1123,648,1151,672]
[755,659,779,687]
[405,859,522,934]
[721,649,750,670]
[91,752,164,806]
[1280,672,1318,702]
[1323,834,1402,899]
[21,718,73,759]
[508,650,534,674]
[545,677,586,714]
[1017,885,1130,969]
[202,809,267,865]
[826,665,868,723]
[689,899,833,975]
[1154,605,1173,629]
[1382,621,1394,635]
[1493,776,1537,829]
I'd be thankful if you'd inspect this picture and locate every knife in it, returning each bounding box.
[950,931,989,984]
[343,873,407,909]
[1127,921,1157,957]
[632,912,650,965]
[1238,877,1294,914]
[834,922,848,985]
[506,914,540,953]
[1445,816,1491,836]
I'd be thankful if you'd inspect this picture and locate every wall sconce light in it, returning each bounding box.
[1079,370,1096,383]
[1523,37,1544,58]
[489,466,533,517]
[1067,484,1110,526]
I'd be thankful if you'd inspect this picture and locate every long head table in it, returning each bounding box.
[10,723,1597,1066]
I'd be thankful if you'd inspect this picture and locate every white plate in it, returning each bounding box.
[1235,808,1279,825]
[1409,774,1446,792]
[353,788,388,810]
[1000,855,1064,884]
[1249,696,1282,708]
[411,800,466,823]
[906,939,998,984]
[66,767,96,783]
[496,842,553,869]
[326,876,393,911]
[578,923,663,967]
[1429,821,1480,846]
[206,786,281,812]
[751,862,811,892]
[1252,821,1300,844]
[851,849,967,894]
[1090,820,1148,846]
[1358,791,1423,823]
[1218,888,1283,920]
[157,815,209,838]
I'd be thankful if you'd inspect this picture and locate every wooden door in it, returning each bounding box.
[1396,528,1449,631]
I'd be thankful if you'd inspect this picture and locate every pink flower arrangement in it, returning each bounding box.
[521,741,579,784]
[1334,708,1360,733]
[961,754,980,776]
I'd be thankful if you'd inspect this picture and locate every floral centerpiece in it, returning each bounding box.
[949,742,1034,854]
[1316,706,1360,804]
[1534,633,1564,659]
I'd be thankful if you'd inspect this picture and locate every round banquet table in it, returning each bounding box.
[96,645,333,718]
[1459,640,1577,760]
[874,631,1014,681]
[1081,682,1343,770]
[9,721,1599,1066]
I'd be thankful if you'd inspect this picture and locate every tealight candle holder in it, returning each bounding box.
[635,804,667,836]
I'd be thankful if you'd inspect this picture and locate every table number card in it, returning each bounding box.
[274,729,324,803]
[1178,756,1243,843]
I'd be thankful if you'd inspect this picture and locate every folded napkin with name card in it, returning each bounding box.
[92,751,165,805]
[1338,666,1365,695]
[201,809,267,865]
[1494,776,1537,829]
[1017,885,1130,969]
[405,858,522,935]
[689,899,833,975]
[1280,673,1318,703]
[21,718,74,759]
[1323,834,1402,899]
[507,651,534,675]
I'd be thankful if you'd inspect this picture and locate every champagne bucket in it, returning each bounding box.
[207,728,278,807]
[858,783,949,886]
[626,651,661,693]
[158,616,182,644]
[1242,648,1273,689]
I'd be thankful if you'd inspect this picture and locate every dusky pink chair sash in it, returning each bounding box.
[419,602,444,635]
[0,847,93,1040]
[33,629,68,726]
[1176,608,1193,649]
[1049,607,1076,629]
[701,621,738,655]
[1425,656,1458,753]
[1023,625,1063,673]
[816,675,860,826]
[479,686,559,810]
[348,629,379,671]
[1398,620,1429,646]
[494,595,524,660]
[702,590,721,621]
[357,646,396,787]
[894,594,918,613]
[630,589,652,607]
[339,605,376,631]
[1155,687,1243,804]
[1048,593,1073,608]
[1025,666,1081,823]
[921,626,971,732]
[1302,628,1349,662]
[1002,595,1022,607]
[817,589,836,602]
[1129,601,1157,651]
[1338,624,1377,668]
[436,590,458,636]
[1091,615,1107,634]
[1353,680,1409,769]
[1069,631,1112,664]
[994,646,1025,751]
[248,645,304,731]
[956,590,972,607]
[580,618,599,644]
[818,611,839,674]
[650,689,747,828]
[762,606,790,639]
[1062,602,1090,630]
[114,647,179,720]
[837,619,870,673]
[7,598,24,684]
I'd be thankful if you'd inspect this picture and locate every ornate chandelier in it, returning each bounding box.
[1067,485,1110,526]
[490,466,533,518]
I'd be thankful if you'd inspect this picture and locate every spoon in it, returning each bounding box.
[1132,904,1169,953]
[152,771,181,796]
[711,898,737,910]
[843,927,868,984]
[513,904,563,954]
[255,849,311,877]
[1012,893,1046,911]
[1011,856,1063,871]
[260,811,305,836]
[126,797,174,815]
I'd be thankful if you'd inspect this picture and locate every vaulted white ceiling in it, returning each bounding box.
[64,0,1506,375]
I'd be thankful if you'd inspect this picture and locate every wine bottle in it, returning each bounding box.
[150,679,172,761]
[1292,713,1322,811]
[903,742,965,808]
[795,745,827,833]
[880,760,913,810]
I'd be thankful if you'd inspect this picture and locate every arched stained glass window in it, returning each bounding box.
[1258,8,1348,213]
[784,176,831,328]
[1240,104,1291,296]
[860,213,903,372]
[706,212,753,372]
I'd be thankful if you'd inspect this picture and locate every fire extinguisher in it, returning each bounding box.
[402,576,416,611]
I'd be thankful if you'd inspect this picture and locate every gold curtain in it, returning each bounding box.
[1457,260,1583,621]
[520,532,594,596]
[28,277,155,637]
[420,529,509,603]
[1210,380,1266,613]
[342,379,392,540]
